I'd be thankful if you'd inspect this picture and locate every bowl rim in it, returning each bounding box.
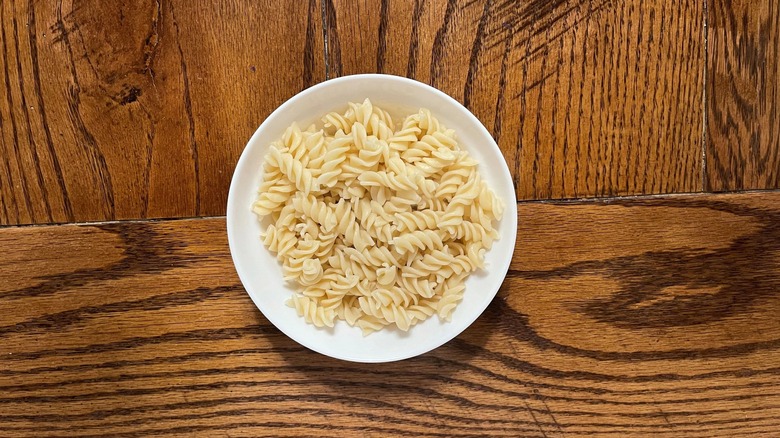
[227,73,518,362]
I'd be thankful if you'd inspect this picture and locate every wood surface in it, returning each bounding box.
[326,0,706,200]
[707,0,780,191]
[0,0,324,225]
[4,0,778,225]
[2,191,779,437]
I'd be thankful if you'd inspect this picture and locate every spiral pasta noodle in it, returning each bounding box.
[254,99,503,335]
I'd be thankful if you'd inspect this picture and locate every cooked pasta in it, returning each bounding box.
[254,99,503,335]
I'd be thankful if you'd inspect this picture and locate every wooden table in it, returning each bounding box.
[1,1,779,436]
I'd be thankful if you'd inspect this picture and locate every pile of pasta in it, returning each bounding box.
[253,99,503,335]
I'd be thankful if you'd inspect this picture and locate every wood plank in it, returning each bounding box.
[2,191,779,437]
[707,0,780,191]
[325,0,705,200]
[0,0,325,225]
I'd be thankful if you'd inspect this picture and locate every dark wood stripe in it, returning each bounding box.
[549,26,561,197]
[5,381,780,431]
[26,0,73,222]
[55,0,115,220]
[631,1,648,193]
[12,11,52,223]
[0,407,544,435]
[513,10,530,192]
[0,391,550,429]
[462,0,492,109]
[530,33,548,198]
[3,395,779,436]
[0,158,9,222]
[0,325,265,362]
[491,29,511,147]
[0,285,240,336]
[5,420,775,438]
[561,7,578,197]
[139,102,154,218]
[489,295,780,363]
[303,0,318,88]
[63,422,494,438]
[324,0,341,78]
[572,0,591,197]
[5,343,780,404]
[0,95,19,223]
[499,0,589,55]
[707,0,780,190]
[0,222,193,300]
[641,1,666,194]
[429,0,457,88]
[376,0,389,73]
[6,296,780,385]
[502,197,780,360]
[168,0,200,216]
[405,0,425,78]
[1,4,37,223]
[8,358,780,409]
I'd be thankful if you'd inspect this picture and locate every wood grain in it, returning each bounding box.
[2,191,779,437]
[325,0,705,200]
[0,0,324,225]
[707,0,780,191]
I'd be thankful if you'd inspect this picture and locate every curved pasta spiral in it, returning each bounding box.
[411,147,459,177]
[358,170,418,191]
[265,146,320,195]
[286,295,335,328]
[315,136,351,188]
[394,210,442,233]
[376,265,397,286]
[436,165,472,198]
[392,230,445,254]
[398,275,438,299]
[446,220,499,246]
[291,193,337,232]
[356,315,389,336]
[252,178,295,216]
[322,108,356,134]
[437,278,466,321]
[300,258,324,286]
[345,136,386,173]
[261,225,296,259]
[407,248,457,272]
[478,180,504,219]
[407,300,437,322]
[281,123,308,164]
[388,126,421,152]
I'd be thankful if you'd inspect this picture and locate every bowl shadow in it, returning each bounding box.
[261,299,497,399]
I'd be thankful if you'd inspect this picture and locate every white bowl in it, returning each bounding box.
[227,74,517,362]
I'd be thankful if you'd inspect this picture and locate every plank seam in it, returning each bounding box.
[321,0,329,79]
[2,189,780,229]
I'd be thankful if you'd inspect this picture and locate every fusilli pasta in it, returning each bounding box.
[254,99,503,335]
